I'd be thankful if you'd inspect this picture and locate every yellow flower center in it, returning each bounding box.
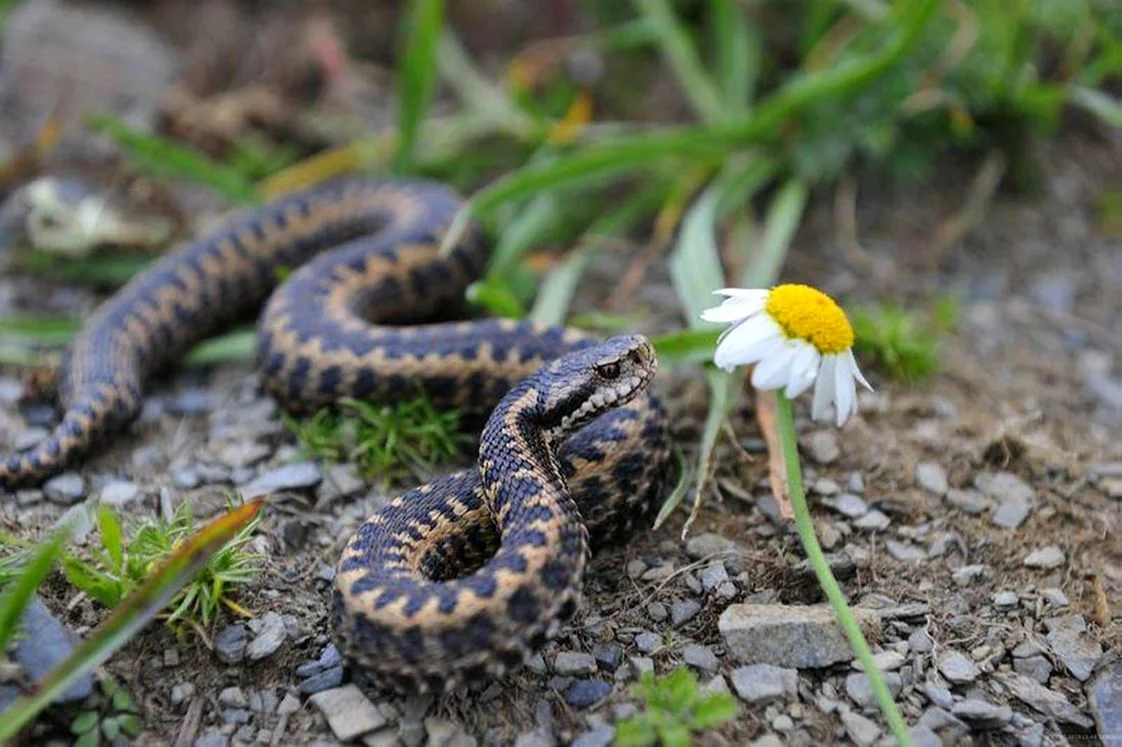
[765,284,854,354]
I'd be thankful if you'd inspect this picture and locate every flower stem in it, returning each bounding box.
[775,393,914,747]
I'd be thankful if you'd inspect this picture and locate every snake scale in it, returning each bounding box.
[0,178,671,690]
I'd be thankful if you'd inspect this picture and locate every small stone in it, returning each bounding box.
[221,708,251,725]
[625,559,647,578]
[163,647,180,667]
[571,725,614,747]
[1088,661,1122,741]
[592,643,622,672]
[193,731,229,747]
[846,671,902,707]
[915,462,948,496]
[951,564,986,586]
[424,717,475,747]
[992,498,1032,529]
[854,650,906,672]
[729,664,797,703]
[827,493,868,518]
[885,540,925,563]
[946,488,988,514]
[628,656,653,678]
[852,510,890,531]
[682,644,719,672]
[309,685,387,741]
[923,682,954,710]
[670,600,701,626]
[684,533,742,560]
[316,462,365,505]
[214,624,247,664]
[1023,546,1065,569]
[699,675,730,698]
[715,581,737,601]
[951,698,1012,727]
[936,650,980,684]
[841,710,881,746]
[246,612,287,660]
[993,591,1019,608]
[565,679,611,708]
[277,693,300,715]
[170,682,195,706]
[214,441,271,469]
[553,652,597,676]
[1045,614,1102,681]
[804,430,840,464]
[813,478,841,495]
[976,471,1035,503]
[771,714,794,732]
[699,561,729,591]
[526,653,547,674]
[43,472,85,504]
[996,672,1092,727]
[640,563,676,582]
[298,667,343,694]
[12,427,48,452]
[719,604,880,669]
[241,462,322,498]
[97,479,140,506]
[908,628,934,654]
[1041,587,1069,607]
[634,632,661,654]
[249,690,278,714]
[646,602,667,622]
[219,686,247,708]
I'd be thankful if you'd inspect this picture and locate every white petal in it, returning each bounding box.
[751,341,799,390]
[833,353,856,427]
[784,343,821,399]
[846,349,874,391]
[712,314,782,371]
[711,288,769,304]
[812,356,837,421]
[701,302,757,324]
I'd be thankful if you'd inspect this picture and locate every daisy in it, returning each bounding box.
[701,283,873,426]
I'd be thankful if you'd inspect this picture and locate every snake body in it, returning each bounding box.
[0,178,671,688]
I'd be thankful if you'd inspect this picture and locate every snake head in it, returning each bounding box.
[548,334,658,437]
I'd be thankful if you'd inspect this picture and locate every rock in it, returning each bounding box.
[628,656,653,678]
[1041,587,1070,607]
[804,430,840,464]
[640,563,676,582]
[840,710,881,746]
[1023,546,1065,569]
[295,644,342,677]
[424,717,476,747]
[951,698,1012,727]
[170,465,201,489]
[192,731,229,747]
[592,643,622,672]
[1044,614,1102,681]
[1013,656,1053,684]
[241,462,322,498]
[908,628,934,653]
[553,652,597,676]
[699,561,729,591]
[220,708,251,725]
[995,672,1092,728]
[1089,661,1122,743]
[571,724,614,747]
[218,687,247,708]
[4,596,91,704]
[685,533,744,560]
[976,471,1035,503]
[846,672,902,707]
[309,685,387,741]
[245,611,287,660]
[682,643,719,672]
[827,493,868,518]
[946,488,988,514]
[277,693,300,715]
[249,690,278,713]
[97,479,139,506]
[855,649,906,672]
[719,604,880,668]
[565,679,611,708]
[170,682,195,707]
[917,707,969,744]
[316,462,366,504]
[885,540,925,563]
[729,664,797,703]
[646,602,668,622]
[923,681,954,710]
[909,726,943,747]
[298,667,343,694]
[951,564,987,586]
[852,510,891,531]
[936,650,980,684]
[670,599,701,626]
[214,624,247,664]
[992,498,1032,528]
[43,472,85,503]
[915,462,948,496]
[214,441,272,470]
[993,591,1019,608]
[634,632,661,653]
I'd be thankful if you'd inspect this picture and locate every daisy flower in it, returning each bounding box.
[701,283,873,426]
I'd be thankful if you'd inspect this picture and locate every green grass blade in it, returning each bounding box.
[744,179,808,287]
[395,0,446,170]
[1069,85,1122,128]
[632,0,725,122]
[184,329,256,366]
[0,529,67,651]
[711,0,759,117]
[96,505,124,574]
[0,501,266,743]
[0,315,79,345]
[652,329,722,367]
[19,251,153,289]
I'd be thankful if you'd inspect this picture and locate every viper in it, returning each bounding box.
[0,178,671,689]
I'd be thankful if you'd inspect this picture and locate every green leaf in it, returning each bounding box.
[60,555,124,608]
[657,722,693,747]
[70,710,99,734]
[660,667,699,714]
[0,528,67,651]
[691,692,738,728]
[466,279,526,319]
[613,716,657,746]
[100,716,120,741]
[395,0,446,170]
[651,329,721,367]
[97,504,124,573]
[1069,85,1122,128]
[73,728,101,747]
[118,713,142,737]
[184,328,256,366]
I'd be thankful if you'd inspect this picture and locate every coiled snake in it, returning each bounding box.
[0,178,671,689]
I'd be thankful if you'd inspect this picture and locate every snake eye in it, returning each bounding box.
[596,361,621,380]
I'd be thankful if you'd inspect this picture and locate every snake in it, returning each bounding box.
[0,177,671,690]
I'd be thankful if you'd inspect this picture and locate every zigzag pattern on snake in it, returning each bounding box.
[0,177,671,689]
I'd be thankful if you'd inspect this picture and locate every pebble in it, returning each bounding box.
[852,510,890,531]
[951,698,1012,727]
[992,590,1019,608]
[1041,587,1070,607]
[170,465,201,489]
[828,493,869,518]
[170,682,195,707]
[908,628,934,654]
[218,686,247,708]
[992,498,1032,528]
[951,564,986,586]
[249,690,278,713]
[640,563,676,582]
[220,708,251,725]
[565,679,611,708]
[729,664,797,703]
[1044,614,1102,681]
[526,653,547,674]
[553,652,597,676]
[885,540,925,563]
[670,599,701,626]
[309,684,387,741]
[646,602,668,622]
[684,532,742,560]
[1023,546,1065,569]
[192,731,229,747]
[5,595,92,704]
[976,471,1035,503]
[813,478,841,495]
[1088,661,1122,741]
[996,672,1092,728]
[915,462,949,496]
[1013,655,1053,684]
[316,462,366,504]
[298,666,343,695]
[277,693,300,715]
[43,472,85,503]
[592,643,622,672]
[571,725,614,747]
[804,430,840,464]
[771,714,793,731]
[936,649,980,684]
[699,561,729,591]
[682,643,719,672]
[840,710,881,746]
[98,479,139,506]
[628,656,653,678]
[424,717,476,746]
[296,644,342,677]
[946,488,989,514]
[214,624,247,664]
[855,650,906,672]
[214,441,272,469]
[846,672,902,707]
[923,681,954,710]
[634,632,662,654]
[241,462,322,499]
[719,603,881,668]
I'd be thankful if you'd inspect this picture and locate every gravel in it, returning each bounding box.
[309,685,387,741]
[245,611,287,660]
[1023,545,1065,569]
[682,643,719,672]
[670,599,701,626]
[719,604,881,668]
[914,462,949,496]
[565,679,612,708]
[729,664,797,703]
[214,624,247,664]
[1044,614,1102,681]
[996,672,1093,728]
[1088,661,1122,742]
[936,650,980,684]
[43,472,85,503]
[553,652,597,676]
[241,461,322,498]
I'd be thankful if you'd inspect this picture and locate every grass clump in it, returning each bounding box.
[59,501,263,630]
[614,668,737,746]
[850,297,958,383]
[285,394,471,486]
